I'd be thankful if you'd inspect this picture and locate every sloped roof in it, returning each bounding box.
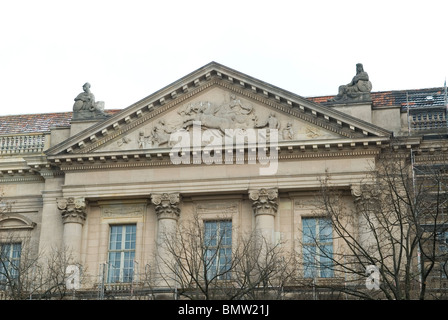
[307,87,447,109]
[0,110,120,135]
[1,84,445,136]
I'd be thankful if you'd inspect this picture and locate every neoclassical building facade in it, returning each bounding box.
[0,62,447,299]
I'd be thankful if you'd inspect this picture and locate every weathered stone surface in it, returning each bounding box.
[328,63,372,104]
[72,82,108,120]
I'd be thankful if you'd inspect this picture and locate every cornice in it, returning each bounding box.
[0,162,63,183]
[53,145,383,172]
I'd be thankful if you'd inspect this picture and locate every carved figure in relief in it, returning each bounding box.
[282,122,294,140]
[268,113,279,130]
[227,94,255,127]
[150,120,175,147]
[137,131,152,149]
[117,136,131,147]
[306,126,320,138]
[229,94,253,115]
[181,101,234,134]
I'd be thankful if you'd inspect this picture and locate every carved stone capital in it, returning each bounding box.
[57,197,87,225]
[249,188,278,217]
[151,193,181,220]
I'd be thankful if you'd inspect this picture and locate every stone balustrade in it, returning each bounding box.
[0,133,47,155]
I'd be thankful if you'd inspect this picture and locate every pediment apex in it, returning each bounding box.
[45,62,391,157]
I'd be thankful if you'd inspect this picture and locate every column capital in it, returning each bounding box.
[151,193,181,220]
[248,188,278,217]
[57,197,87,225]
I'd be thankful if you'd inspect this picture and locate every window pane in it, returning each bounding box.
[320,245,334,278]
[319,219,333,243]
[303,245,316,278]
[0,243,21,282]
[302,218,334,278]
[204,221,232,280]
[205,222,217,247]
[302,218,316,244]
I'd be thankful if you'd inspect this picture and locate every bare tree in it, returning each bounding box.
[0,186,85,300]
[157,212,294,300]
[302,146,448,300]
[0,236,86,300]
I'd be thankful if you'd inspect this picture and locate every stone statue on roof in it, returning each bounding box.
[72,82,108,120]
[328,63,372,103]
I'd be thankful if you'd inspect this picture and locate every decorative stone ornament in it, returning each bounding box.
[350,184,380,205]
[57,197,87,224]
[151,193,181,220]
[249,188,278,216]
[72,83,108,120]
[328,63,372,103]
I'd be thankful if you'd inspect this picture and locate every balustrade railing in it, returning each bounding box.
[0,133,47,155]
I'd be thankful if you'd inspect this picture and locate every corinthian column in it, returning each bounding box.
[249,188,278,245]
[151,193,181,288]
[57,197,86,263]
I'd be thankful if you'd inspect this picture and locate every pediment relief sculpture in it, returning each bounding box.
[104,92,340,152]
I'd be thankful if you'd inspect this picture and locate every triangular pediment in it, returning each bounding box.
[88,86,346,153]
[46,62,391,162]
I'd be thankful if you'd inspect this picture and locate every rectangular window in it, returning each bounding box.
[204,220,232,280]
[107,224,136,283]
[0,243,21,286]
[302,217,334,278]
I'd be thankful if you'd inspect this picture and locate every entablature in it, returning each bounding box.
[47,136,390,172]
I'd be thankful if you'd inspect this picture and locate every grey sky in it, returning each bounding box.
[1,0,447,116]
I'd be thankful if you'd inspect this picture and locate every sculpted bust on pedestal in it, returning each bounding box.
[328,63,372,103]
[72,82,108,120]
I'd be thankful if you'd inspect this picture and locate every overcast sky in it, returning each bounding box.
[1,0,447,116]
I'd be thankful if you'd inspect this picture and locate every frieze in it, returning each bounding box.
[294,198,318,209]
[100,204,145,218]
[196,202,239,215]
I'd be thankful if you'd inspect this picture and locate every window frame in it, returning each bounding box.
[203,220,232,281]
[302,217,334,278]
[106,224,137,284]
